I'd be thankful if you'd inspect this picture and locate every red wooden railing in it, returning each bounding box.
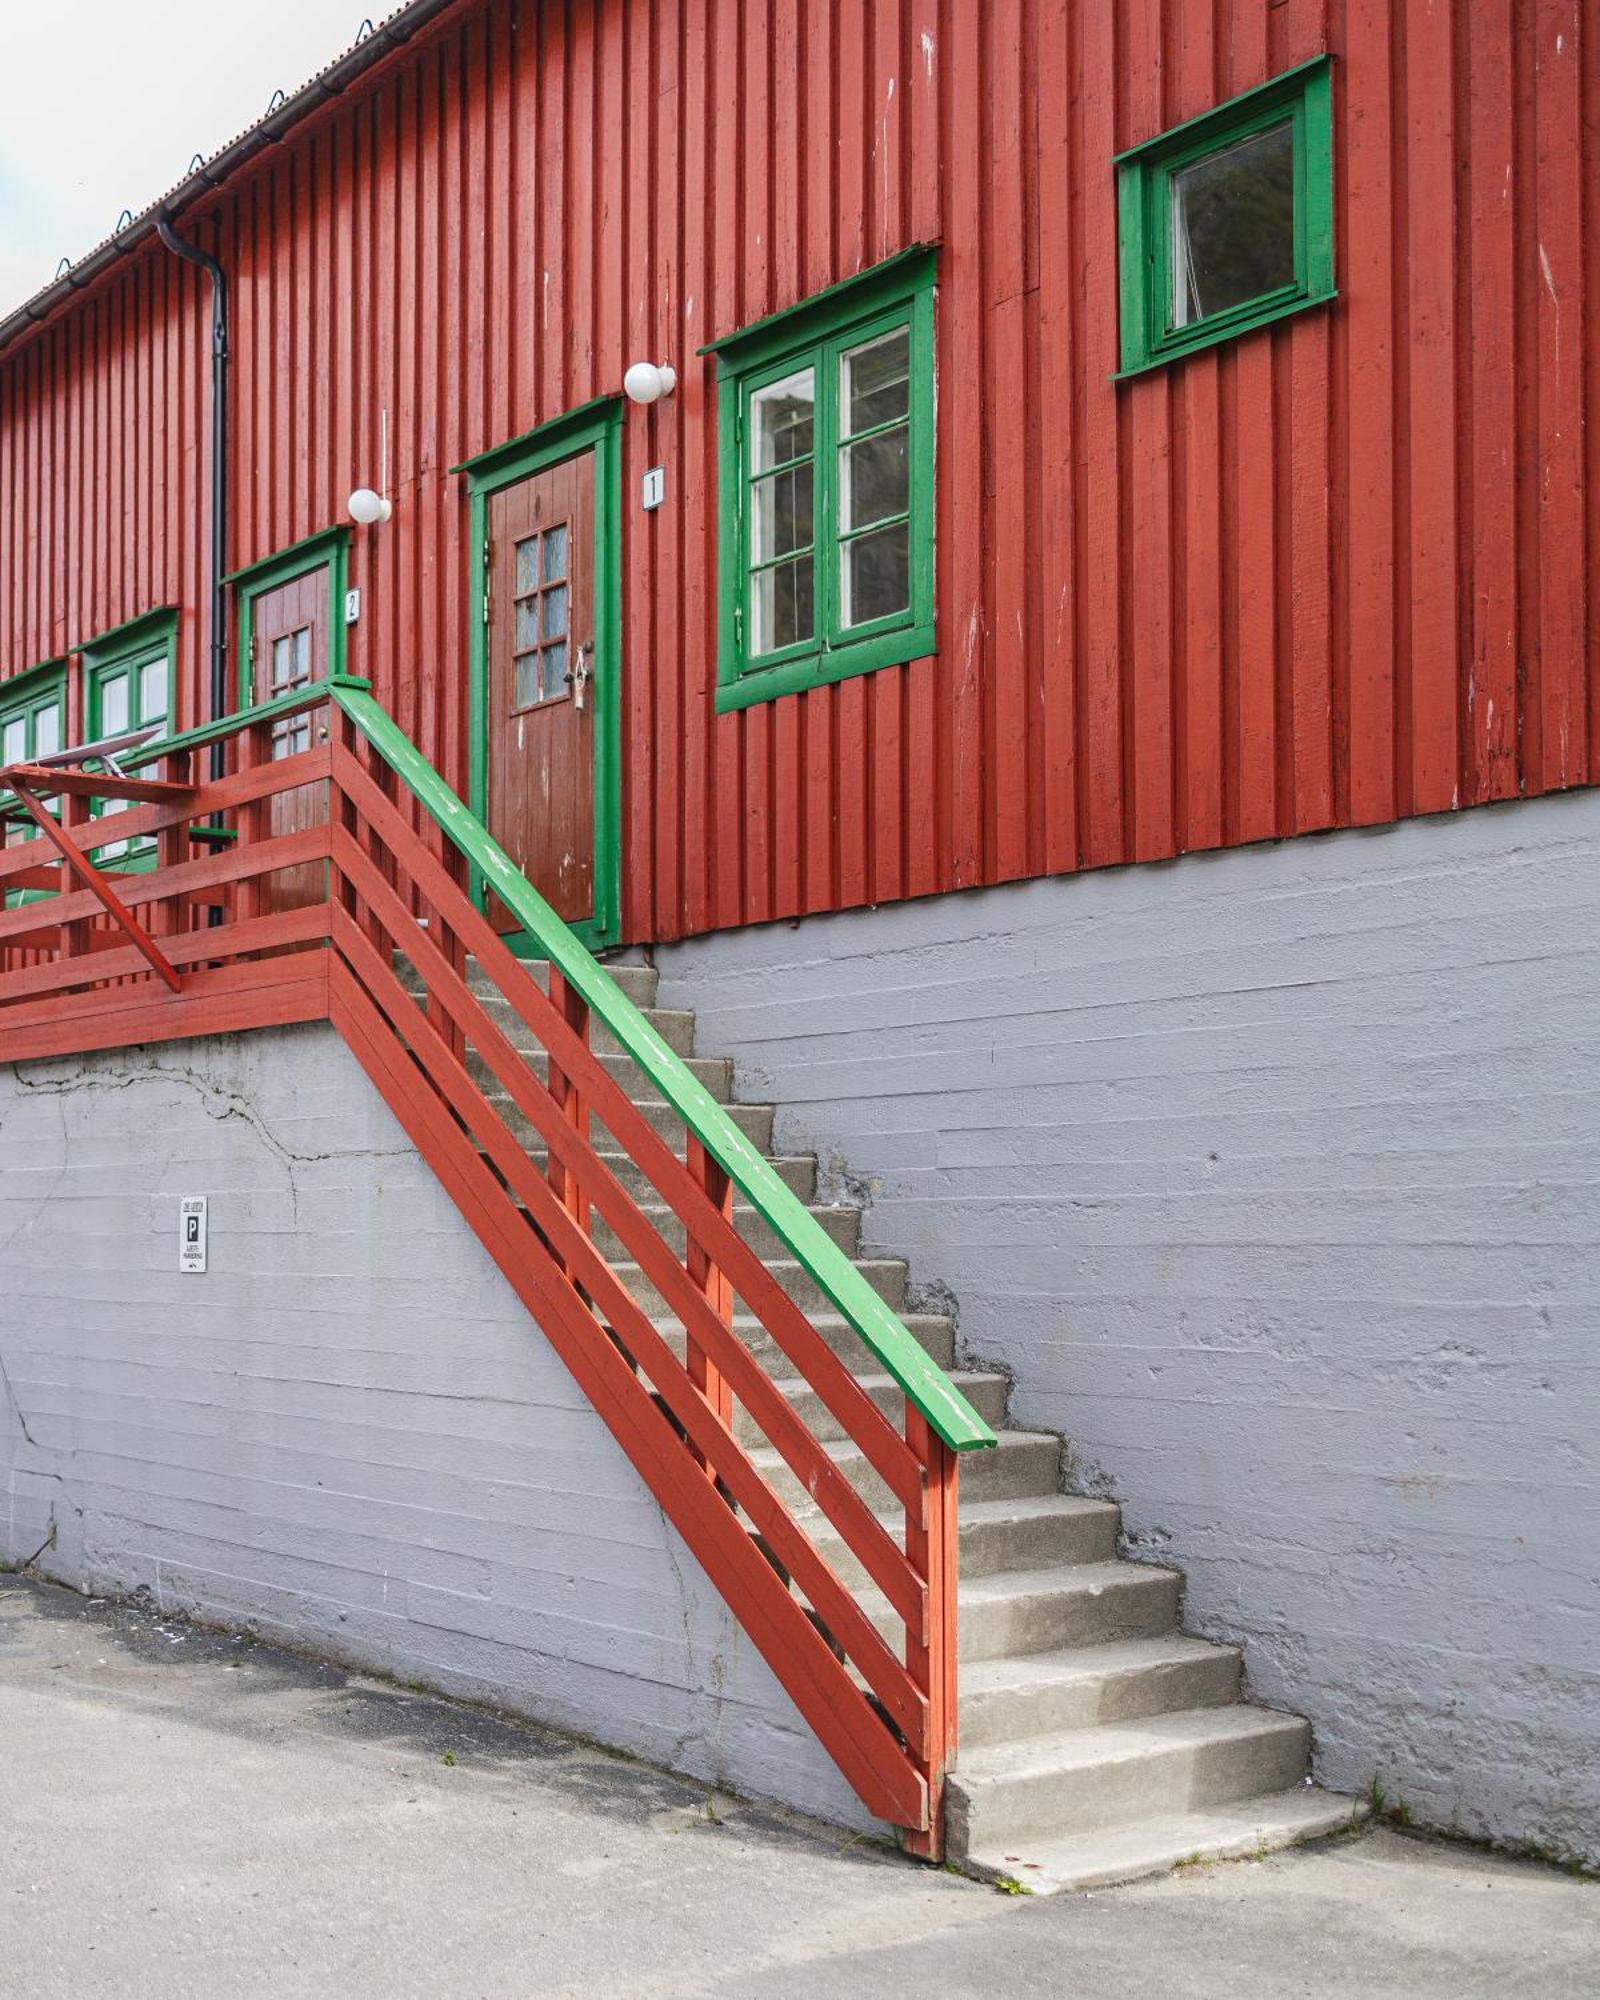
[0,677,994,1855]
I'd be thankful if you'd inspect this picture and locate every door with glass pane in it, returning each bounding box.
[249,566,329,912]
[485,451,595,930]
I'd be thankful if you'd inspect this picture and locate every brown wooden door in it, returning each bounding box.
[250,567,329,912]
[486,452,596,930]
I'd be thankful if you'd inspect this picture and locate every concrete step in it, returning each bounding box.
[588,1199,862,1267]
[748,1428,1060,1520]
[396,959,692,1054]
[610,1254,908,1321]
[947,1705,1313,1855]
[466,989,699,1059]
[467,1043,734,1105]
[481,1084,775,1156]
[957,1635,1242,1750]
[951,1561,1182,1664]
[732,1368,1011,1449]
[513,1149,817,1205]
[484,954,662,1010]
[652,1310,958,1380]
[961,1788,1364,1896]
[811,1495,1120,1594]
[855,1559,1179,1664]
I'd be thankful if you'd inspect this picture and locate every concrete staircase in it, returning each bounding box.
[439,953,1361,1892]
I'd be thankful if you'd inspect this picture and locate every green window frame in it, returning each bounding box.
[1115,56,1334,378]
[83,608,178,867]
[0,657,67,773]
[0,657,68,903]
[706,246,937,713]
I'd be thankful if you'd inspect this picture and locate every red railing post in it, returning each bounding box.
[156,748,194,953]
[903,1407,960,1861]
[431,829,470,1065]
[59,789,94,965]
[334,706,388,961]
[686,1137,735,1465]
[234,719,272,928]
[547,967,591,1270]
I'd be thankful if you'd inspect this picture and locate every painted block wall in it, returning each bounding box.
[657,789,1600,1869]
[0,1024,878,1837]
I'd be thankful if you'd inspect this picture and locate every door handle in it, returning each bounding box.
[567,643,592,712]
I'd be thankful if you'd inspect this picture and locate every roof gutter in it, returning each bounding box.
[0,0,462,363]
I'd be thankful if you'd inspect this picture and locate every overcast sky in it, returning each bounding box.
[0,3,366,317]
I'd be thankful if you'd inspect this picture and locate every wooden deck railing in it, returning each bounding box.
[0,676,995,1854]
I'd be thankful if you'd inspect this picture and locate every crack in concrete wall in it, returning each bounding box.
[0,1024,882,1838]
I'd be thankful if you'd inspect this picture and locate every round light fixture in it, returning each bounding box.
[623,360,678,405]
[348,486,393,526]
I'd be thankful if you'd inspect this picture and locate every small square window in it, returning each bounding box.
[1116,57,1334,377]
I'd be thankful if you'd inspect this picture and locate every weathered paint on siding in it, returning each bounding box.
[1,0,1597,943]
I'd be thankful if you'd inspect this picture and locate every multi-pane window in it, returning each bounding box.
[1116,58,1334,376]
[714,249,936,712]
[0,669,65,855]
[89,634,172,862]
[269,626,315,756]
[512,522,571,708]
[747,370,816,655]
[838,328,914,630]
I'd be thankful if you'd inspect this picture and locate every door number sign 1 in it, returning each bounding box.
[180,1196,208,1274]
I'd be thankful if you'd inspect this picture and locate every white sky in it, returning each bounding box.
[0,3,369,318]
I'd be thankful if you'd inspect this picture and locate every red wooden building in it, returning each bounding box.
[2,0,1598,1883]
[3,0,1593,952]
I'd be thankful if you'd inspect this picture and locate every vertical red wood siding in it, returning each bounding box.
[1,0,1597,942]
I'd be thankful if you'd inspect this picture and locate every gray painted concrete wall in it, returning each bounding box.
[657,792,1600,1869]
[0,1025,878,1835]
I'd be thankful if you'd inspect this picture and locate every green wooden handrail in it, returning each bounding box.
[122,674,375,769]
[330,681,997,1457]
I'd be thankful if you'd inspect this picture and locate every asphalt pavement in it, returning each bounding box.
[2,1574,1595,1999]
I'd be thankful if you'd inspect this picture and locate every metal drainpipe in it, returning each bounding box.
[156,218,229,776]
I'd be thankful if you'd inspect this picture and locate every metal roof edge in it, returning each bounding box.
[0,0,467,364]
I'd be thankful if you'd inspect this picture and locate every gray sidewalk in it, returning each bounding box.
[2,1574,1594,2000]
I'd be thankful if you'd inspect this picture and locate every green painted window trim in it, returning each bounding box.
[69,603,179,660]
[229,527,351,707]
[82,609,179,871]
[0,659,68,908]
[460,398,624,956]
[0,653,69,717]
[712,249,938,715]
[0,657,68,771]
[1115,56,1335,379]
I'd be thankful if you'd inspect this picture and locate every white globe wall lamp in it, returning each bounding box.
[348,486,392,526]
[348,407,394,526]
[623,360,678,405]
